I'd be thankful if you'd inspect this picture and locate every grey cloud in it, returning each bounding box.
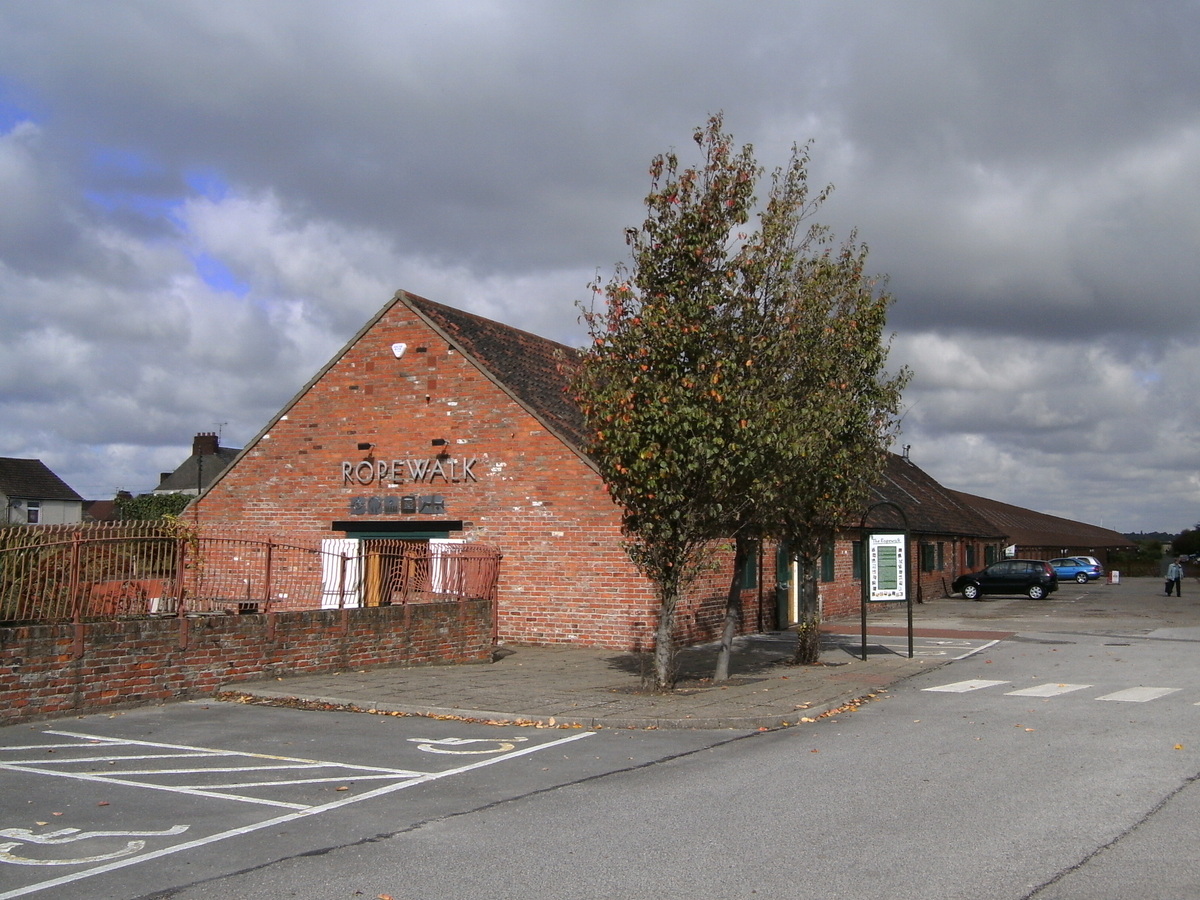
[0,1,1197,529]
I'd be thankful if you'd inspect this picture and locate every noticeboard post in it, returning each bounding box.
[859,502,912,661]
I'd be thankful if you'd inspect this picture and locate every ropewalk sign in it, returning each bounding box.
[859,501,913,660]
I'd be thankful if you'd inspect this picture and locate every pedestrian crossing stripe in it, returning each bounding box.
[1005,683,1092,698]
[923,680,1184,702]
[922,680,1010,693]
[1095,687,1180,702]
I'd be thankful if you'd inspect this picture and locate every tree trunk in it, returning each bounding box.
[652,591,679,690]
[714,536,751,682]
[794,553,821,665]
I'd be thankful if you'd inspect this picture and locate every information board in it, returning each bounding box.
[868,532,907,602]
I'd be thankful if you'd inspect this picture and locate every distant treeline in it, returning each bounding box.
[1124,532,1175,543]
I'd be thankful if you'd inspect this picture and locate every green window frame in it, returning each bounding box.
[739,542,759,590]
[820,545,835,582]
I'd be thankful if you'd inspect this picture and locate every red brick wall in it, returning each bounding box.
[189,299,769,651]
[0,601,492,724]
[815,534,986,618]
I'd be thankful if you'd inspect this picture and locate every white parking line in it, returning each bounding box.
[1005,683,1092,698]
[0,730,440,812]
[922,679,1010,693]
[1095,687,1181,703]
[0,728,596,899]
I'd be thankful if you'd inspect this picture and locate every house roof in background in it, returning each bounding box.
[0,457,84,502]
[156,447,241,493]
[950,490,1135,551]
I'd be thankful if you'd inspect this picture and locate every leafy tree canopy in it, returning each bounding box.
[115,492,192,521]
[1173,525,1200,557]
[574,114,909,682]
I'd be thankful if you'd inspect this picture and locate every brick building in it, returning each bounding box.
[191,291,777,650]
[190,291,1010,650]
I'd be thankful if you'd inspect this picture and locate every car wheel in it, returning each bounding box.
[962,583,980,600]
[1075,572,1089,584]
[1028,584,1046,600]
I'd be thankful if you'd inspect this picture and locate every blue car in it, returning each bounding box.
[1049,557,1103,584]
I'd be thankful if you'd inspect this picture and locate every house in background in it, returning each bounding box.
[154,433,242,496]
[0,457,84,526]
[950,490,1134,566]
[83,498,119,522]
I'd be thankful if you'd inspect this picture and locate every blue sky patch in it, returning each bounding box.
[191,252,250,297]
[184,168,230,202]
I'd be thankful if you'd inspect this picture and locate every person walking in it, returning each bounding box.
[1166,558,1184,597]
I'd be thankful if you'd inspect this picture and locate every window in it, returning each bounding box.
[739,542,759,590]
[921,542,935,572]
[26,501,39,524]
[820,545,835,582]
[966,544,976,569]
[852,541,863,580]
[937,542,945,571]
[776,541,791,584]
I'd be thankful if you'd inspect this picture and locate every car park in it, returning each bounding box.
[1049,557,1104,583]
[952,559,1059,600]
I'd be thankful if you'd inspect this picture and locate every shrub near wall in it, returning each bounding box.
[0,600,492,724]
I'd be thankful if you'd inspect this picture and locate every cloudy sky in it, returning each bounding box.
[1,1,1197,535]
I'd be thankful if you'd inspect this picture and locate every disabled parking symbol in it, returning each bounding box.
[0,825,188,866]
[408,736,529,755]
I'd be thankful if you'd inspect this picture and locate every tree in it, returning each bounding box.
[575,115,907,687]
[574,117,759,688]
[1173,525,1200,557]
[708,133,909,670]
[115,492,192,521]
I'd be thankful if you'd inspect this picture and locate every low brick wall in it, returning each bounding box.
[0,600,493,724]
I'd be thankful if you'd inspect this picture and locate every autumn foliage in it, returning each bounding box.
[574,115,908,686]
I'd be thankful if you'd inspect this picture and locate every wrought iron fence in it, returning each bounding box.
[0,524,501,625]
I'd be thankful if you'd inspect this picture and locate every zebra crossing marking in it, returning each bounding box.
[1095,687,1180,703]
[922,679,1010,693]
[1005,683,1092,698]
[923,679,1186,703]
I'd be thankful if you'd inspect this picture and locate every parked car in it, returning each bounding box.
[1073,555,1105,573]
[953,559,1059,600]
[1049,557,1103,583]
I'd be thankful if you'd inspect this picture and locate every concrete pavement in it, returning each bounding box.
[221,612,1013,731]
[222,578,1185,730]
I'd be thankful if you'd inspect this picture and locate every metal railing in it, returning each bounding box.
[0,524,501,625]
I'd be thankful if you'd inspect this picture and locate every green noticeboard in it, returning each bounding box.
[868,532,907,602]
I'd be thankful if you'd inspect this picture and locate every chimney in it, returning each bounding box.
[193,432,219,456]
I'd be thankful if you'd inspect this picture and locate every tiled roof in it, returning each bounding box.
[865,455,1005,538]
[950,490,1134,551]
[404,293,590,452]
[0,458,83,502]
[404,293,1010,540]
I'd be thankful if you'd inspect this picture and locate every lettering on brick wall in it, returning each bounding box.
[341,457,477,485]
[349,495,446,515]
